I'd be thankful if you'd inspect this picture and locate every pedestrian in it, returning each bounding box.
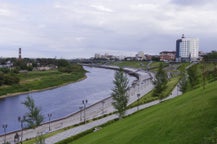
[14,132,20,144]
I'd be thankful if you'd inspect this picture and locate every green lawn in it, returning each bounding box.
[67,81,217,144]
[0,70,86,97]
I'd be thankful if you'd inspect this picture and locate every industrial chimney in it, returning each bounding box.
[19,48,22,60]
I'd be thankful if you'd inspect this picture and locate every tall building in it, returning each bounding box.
[176,34,199,62]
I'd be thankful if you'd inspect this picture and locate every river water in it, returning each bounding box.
[0,66,136,134]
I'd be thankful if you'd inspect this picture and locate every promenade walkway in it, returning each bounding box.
[45,85,182,144]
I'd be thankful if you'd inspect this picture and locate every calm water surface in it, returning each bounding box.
[0,66,136,134]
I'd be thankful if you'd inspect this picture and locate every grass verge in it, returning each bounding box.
[64,80,217,144]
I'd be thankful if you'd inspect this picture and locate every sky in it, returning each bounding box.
[0,0,217,59]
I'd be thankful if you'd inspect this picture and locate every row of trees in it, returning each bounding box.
[179,62,217,93]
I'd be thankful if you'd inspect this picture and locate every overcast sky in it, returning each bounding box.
[0,0,217,58]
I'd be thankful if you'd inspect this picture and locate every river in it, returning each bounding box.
[0,66,136,134]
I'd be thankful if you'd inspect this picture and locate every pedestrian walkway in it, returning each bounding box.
[45,85,182,144]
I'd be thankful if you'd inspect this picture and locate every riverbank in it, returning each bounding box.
[0,76,87,99]
[0,69,87,99]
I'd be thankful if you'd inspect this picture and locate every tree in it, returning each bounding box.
[178,71,188,93]
[22,96,44,128]
[204,51,217,61]
[35,132,45,144]
[187,64,200,88]
[112,69,129,119]
[213,63,217,81]
[0,73,4,86]
[152,63,168,100]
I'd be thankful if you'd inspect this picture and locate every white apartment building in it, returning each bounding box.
[176,35,199,62]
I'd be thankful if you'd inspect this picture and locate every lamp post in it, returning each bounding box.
[48,113,52,131]
[79,106,83,122]
[177,86,179,96]
[101,101,105,115]
[18,116,25,144]
[2,124,7,144]
[82,99,88,124]
[137,93,140,111]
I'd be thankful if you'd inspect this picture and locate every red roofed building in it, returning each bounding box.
[160,51,176,61]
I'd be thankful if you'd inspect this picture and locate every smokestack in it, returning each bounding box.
[19,48,22,60]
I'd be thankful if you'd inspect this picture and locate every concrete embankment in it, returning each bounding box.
[82,64,140,79]
[0,65,154,144]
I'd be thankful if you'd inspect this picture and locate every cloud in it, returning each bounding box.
[0,0,217,58]
[170,0,217,6]
[90,4,114,13]
[0,8,11,16]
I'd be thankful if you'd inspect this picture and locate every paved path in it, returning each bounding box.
[45,85,182,144]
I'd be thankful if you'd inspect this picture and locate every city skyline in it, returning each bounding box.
[0,0,217,58]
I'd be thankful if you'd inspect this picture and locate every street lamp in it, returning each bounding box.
[82,99,88,124]
[48,113,52,131]
[79,106,83,122]
[2,124,8,144]
[18,116,25,144]
[137,93,140,111]
[101,101,105,115]
[177,86,179,96]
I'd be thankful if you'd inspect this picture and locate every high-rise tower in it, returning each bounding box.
[176,35,199,62]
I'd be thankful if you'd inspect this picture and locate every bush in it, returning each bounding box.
[4,74,19,85]
[0,73,4,86]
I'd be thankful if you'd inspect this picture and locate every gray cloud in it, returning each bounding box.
[170,0,217,6]
[0,0,216,58]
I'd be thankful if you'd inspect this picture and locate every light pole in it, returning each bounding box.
[79,106,83,122]
[137,93,140,111]
[82,99,88,124]
[18,116,25,144]
[177,86,179,96]
[2,124,8,144]
[101,101,105,115]
[48,113,52,131]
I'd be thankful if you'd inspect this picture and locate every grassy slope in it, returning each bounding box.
[70,81,217,144]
